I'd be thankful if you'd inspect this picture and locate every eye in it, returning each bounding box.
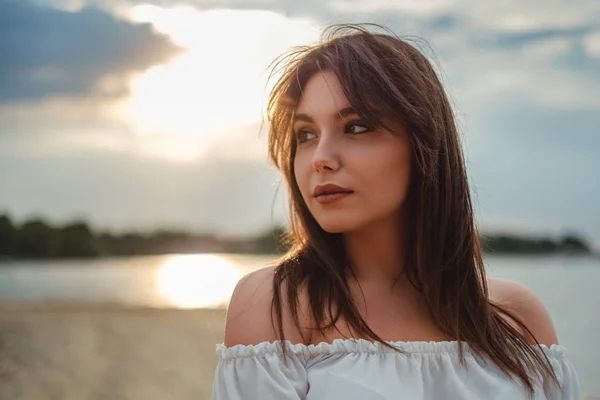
[295,130,316,143]
[345,122,370,134]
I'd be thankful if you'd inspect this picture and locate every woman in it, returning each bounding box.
[212,24,581,399]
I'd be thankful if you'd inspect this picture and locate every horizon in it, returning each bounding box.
[1,210,598,254]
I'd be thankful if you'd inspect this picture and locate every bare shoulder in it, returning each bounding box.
[487,276,558,346]
[223,265,311,347]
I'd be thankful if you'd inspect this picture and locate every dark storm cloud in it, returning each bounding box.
[0,1,182,102]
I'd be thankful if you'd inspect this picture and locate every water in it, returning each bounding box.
[0,253,598,395]
[0,253,273,308]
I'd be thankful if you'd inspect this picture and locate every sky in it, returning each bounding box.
[0,0,599,247]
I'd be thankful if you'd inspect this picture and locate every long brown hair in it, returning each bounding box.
[265,23,558,396]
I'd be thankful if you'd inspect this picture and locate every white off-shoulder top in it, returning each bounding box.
[212,339,581,399]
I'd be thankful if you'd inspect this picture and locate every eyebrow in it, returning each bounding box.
[293,106,358,124]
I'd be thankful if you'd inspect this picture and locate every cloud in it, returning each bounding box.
[39,0,329,19]
[0,5,318,162]
[583,31,600,58]
[327,0,449,14]
[0,1,181,102]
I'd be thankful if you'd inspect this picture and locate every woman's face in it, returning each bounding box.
[293,70,412,233]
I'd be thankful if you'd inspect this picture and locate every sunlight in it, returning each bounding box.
[113,5,320,161]
[155,254,243,308]
[329,0,447,14]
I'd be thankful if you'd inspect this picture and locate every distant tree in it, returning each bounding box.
[481,234,559,254]
[558,234,590,254]
[113,233,147,255]
[536,239,557,253]
[253,225,289,254]
[481,235,526,254]
[0,214,17,256]
[95,232,114,256]
[147,229,192,254]
[1,209,594,260]
[16,219,55,258]
[52,222,98,258]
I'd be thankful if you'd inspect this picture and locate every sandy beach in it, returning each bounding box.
[0,303,226,400]
[1,302,599,400]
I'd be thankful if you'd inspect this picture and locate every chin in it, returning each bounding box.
[314,215,361,234]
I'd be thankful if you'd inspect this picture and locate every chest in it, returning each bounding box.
[309,284,451,344]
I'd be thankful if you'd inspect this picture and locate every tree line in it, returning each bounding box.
[0,213,593,260]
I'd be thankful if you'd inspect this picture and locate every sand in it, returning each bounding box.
[0,303,226,400]
[1,303,598,400]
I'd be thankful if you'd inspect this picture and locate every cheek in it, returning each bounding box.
[366,147,411,200]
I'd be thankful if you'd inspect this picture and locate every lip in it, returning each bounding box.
[313,183,353,197]
[314,192,352,205]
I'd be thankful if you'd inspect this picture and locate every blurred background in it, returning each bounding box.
[0,0,598,399]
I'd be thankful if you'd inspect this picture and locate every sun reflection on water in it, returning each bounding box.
[155,254,243,309]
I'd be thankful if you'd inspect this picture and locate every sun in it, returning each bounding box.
[156,254,244,308]
[112,5,320,161]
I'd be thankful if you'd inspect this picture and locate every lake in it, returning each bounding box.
[0,253,598,395]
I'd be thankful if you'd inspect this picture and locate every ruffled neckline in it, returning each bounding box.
[216,338,567,361]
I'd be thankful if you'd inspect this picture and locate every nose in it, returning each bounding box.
[311,135,340,173]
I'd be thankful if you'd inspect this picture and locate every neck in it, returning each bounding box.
[343,214,406,287]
